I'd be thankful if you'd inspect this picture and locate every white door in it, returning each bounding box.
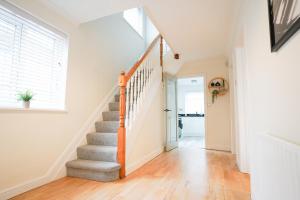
[165,75,178,151]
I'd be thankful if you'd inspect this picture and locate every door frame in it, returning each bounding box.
[176,73,208,148]
[164,73,178,151]
[231,47,249,173]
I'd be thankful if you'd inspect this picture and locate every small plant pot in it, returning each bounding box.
[23,101,30,109]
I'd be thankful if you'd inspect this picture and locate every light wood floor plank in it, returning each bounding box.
[11,138,250,200]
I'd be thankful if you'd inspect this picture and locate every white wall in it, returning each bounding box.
[145,15,159,45]
[231,0,300,199]
[0,0,145,194]
[126,78,165,174]
[240,0,300,145]
[176,57,231,151]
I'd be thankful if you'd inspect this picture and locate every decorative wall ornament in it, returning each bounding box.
[268,0,300,52]
[208,77,229,104]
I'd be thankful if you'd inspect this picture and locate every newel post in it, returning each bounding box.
[160,36,163,81]
[160,36,163,67]
[118,71,126,178]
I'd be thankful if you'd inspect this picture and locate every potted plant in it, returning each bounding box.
[17,90,34,109]
[212,89,219,103]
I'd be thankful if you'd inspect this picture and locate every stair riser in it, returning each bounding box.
[87,134,117,146]
[77,148,117,162]
[95,121,119,132]
[114,95,119,102]
[102,112,119,121]
[67,168,119,182]
[109,103,119,111]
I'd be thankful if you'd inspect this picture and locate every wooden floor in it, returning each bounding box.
[11,138,250,200]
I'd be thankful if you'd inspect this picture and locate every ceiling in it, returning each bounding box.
[38,0,145,24]
[145,0,239,62]
[38,0,239,63]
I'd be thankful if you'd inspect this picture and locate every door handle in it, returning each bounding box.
[164,109,172,112]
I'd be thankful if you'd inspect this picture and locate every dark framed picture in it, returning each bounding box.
[268,0,300,52]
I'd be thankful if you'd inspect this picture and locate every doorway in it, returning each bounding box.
[177,76,206,148]
[164,74,178,151]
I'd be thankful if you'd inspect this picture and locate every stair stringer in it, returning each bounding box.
[54,84,119,179]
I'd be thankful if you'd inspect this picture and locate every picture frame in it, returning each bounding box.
[268,0,300,52]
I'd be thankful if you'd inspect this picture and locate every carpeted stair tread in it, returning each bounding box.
[102,111,119,121]
[67,168,119,182]
[109,102,119,111]
[77,145,117,162]
[114,94,120,102]
[66,159,120,172]
[95,121,119,132]
[87,132,117,146]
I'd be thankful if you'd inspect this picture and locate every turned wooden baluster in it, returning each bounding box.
[160,36,163,67]
[131,74,136,116]
[142,67,145,92]
[125,80,131,127]
[138,70,142,98]
[129,77,134,126]
[135,72,138,107]
[146,61,149,83]
[160,36,163,81]
[118,71,126,178]
[136,70,139,101]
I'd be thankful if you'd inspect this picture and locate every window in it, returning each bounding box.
[185,92,204,114]
[123,8,144,37]
[0,2,68,110]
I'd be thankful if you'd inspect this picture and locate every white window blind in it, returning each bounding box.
[0,2,68,110]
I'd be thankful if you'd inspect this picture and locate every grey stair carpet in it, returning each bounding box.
[109,102,119,111]
[77,145,117,162]
[114,94,120,102]
[66,94,120,182]
[87,132,117,146]
[102,111,119,121]
[95,121,119,132]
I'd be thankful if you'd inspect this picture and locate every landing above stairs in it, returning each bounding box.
[66,94,120,182]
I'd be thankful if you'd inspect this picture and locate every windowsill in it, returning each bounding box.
[0,107,68,113]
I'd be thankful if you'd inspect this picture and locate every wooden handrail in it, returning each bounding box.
[126,35,161,81]
[117,34,163,178]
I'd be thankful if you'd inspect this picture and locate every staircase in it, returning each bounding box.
[65,34,164,182]
[66,94,121,182]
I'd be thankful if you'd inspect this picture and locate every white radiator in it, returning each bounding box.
[251,133,300,200]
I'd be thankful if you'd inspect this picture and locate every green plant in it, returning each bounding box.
[17,90,34,102]
[212,90,219,103]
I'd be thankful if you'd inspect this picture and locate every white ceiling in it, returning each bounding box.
[39,0,145,24]
[38,0,239,63]
[145,0,239,62]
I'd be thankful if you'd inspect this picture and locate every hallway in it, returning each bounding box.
[12,139,250,200]
[179,136,205,148]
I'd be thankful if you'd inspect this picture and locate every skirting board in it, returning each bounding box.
[205,144,231,152]
[126,146,164,175]
[0,84,118,200]
[0,175,48,200]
